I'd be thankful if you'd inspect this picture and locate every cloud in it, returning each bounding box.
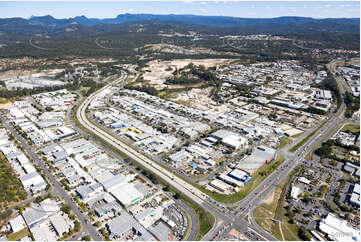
[200,8,207,13]
[128,8,134,12]
[81,8,87,12]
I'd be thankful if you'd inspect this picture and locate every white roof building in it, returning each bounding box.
[222,135,247,150]
[209,179,233,193]
[50,214,71,236]
[291,186,301,200]
[319,214,360,241]
[9,215,26,233]
[19,172,45,189]
[110,183,144,206]
[298,177,311,185]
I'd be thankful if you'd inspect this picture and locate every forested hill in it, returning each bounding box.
[0,14,359,36]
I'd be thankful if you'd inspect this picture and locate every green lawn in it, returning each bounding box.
[289,119,328,152]
[279,137,292,149]
[291,132,304,138]
[182,198,215,241]
[7,228,30,241]
[253,206,282,240]
[0,98,10,104]
[253,166,302,241]
[342,124,360,134]
[281,215,302,241]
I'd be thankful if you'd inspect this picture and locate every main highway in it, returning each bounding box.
[236,58,351,236]
[72,58,351,241]
[74,73,279,241]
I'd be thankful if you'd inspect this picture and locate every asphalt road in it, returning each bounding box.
[74,74,279,241]
[236,58,351,235]
[69,95,201,241]
[0,115,102,241]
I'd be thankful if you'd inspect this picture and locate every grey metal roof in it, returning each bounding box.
[211,129,237,140]
[40,144,60,154]
[76,185,93,198]
[94,201,122,216]
[149,222,170,241]
[19,172,41,182]
[22,207,47,226]
[103,174,126,191]
[53,151,68,161]
[107,212,137,236]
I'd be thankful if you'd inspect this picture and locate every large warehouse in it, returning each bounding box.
[210,129,247,150]
[236,146,276,175]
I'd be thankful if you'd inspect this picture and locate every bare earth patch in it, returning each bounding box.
[171,87,216,110]
[142,58,232,90]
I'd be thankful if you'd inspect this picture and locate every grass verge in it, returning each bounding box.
[279,137,292,149]
[342,124,360,134]
[289,119,328,152]
[182,198,215,241]
[7,228,30,241]
[253,166,302,241]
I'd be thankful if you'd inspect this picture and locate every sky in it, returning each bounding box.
[0,1,359,19]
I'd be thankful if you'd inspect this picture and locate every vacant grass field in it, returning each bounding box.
[279,137,292,149]
[342,124,360,134]
[253,166,302,241]
[7,228,30,241]
[0,98,9,104]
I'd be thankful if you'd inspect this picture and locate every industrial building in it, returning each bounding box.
[9,215,26,233]
[228,169,250,183]
[209,179,233,193]
[291,186,301,200]
[236,146,276,175]
[106,212,156,241]
[318,214,360,241]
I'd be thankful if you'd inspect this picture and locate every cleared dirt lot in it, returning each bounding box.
[142,58,232,89]
[171,86,216,110]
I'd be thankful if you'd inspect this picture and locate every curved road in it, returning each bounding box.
[74,74,278,241]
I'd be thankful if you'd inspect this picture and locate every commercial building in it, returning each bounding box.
[236,146,276,175]
[149,222,171,241]
[228,169,249,182]
[210,129,247,150]
[106,212,156,240]
[75,183,103,200]
[319,214,360,241]
[168,150,191,164]
[22,206,48,227]
[298,177,311,185]
[349,184,360,208]
[9,215,26,233]
[314,89,332,100]
[291,186,301,200]
[49,214,72,236]
[209,179,233,193]
[218,173,244,187]
[110,183,144,207]
[19,172,47,192]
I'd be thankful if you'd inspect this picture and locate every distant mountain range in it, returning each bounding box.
[0,14,359,37]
